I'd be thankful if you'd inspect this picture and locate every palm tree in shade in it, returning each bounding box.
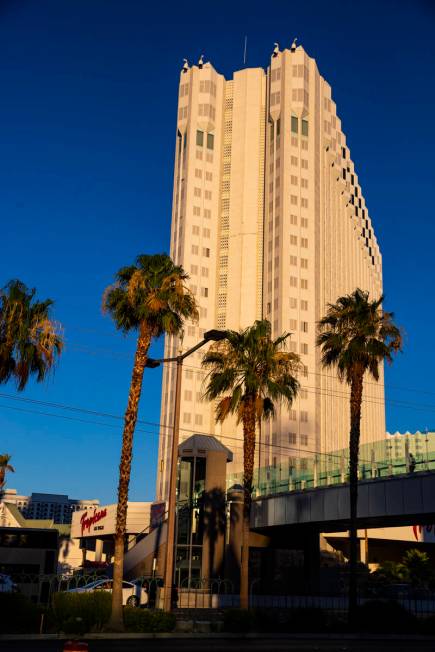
[0,279,63,390]
[316,288,402,623]
[202,319,300,609]
[0,454,15,490]
[103,253,197,631]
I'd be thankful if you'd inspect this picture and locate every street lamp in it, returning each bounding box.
[146,328,227,611]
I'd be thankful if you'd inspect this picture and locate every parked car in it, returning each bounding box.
[68,578,148,607]
[0,573,18,593]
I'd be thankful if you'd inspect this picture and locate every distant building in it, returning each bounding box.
[1,489,99,524]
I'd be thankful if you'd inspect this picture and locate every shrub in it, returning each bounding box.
[123,608,176,633]
[0,592,45,634]
[355,600,417,633]
[52,591,111,633]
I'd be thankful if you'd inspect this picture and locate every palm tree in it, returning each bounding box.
[316,288,402,622]
[0,279,63,390]
[103,253,197,630]
[0,454,15,490]
[202,319,300,608]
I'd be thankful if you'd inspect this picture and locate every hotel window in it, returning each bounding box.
[201,266,209,277]
[301,279,308,290]
[190,264,198,274]
[300,343,308,355]
[203,247,210,257]
[194,187,201,197]
[289,319,297,329]
[301,300,308,311]
[192,225,200,235]
[290,276,297,287]
[290,297,297,308]
[301,217,308,228]
[195,168,202,178]
[300,411,308,423]
[301,237,308,248]
[290,214,298,225]
[204,190,212,200]
[301,158,308,169]
[289,409,297,420]
[290,195,298,205]
[195,414,203,425]
[193,206,201,216]
[301,119,308,137]
[300,389,308,399]
[200,287,208,297]
[207,133,214,150]
[300,434,308,446]
[290,255,297,266]
[291,175,298,185]
[301,178,308,189]
[302,365,308,377]
[301,198,308,209]
[301,321,308,333]
[196,130,204,146]
[291,116,298,133]
[204,208,211,219]
[196,149,203,160]
[184,390,192,401]
[291,156,298,166]
[203,228,210,238]
[301,258,308,269]
[183,413,191,424]
[289,432,297,444]
[191,245,199,255]
[187,325,196,336]
[205,171,213,181]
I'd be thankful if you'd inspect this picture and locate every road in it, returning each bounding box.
[2,637,435,652]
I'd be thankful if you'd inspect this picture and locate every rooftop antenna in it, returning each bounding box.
[243,35,247,66]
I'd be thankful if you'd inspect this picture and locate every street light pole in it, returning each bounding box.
[146,329,227,611]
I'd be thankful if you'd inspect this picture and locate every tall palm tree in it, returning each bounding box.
[0,454,15,490]
[103,253,197,630]
[202,319,300,608]
[316,288,402,622]
[0,279,63,390]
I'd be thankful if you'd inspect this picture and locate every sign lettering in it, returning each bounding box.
[80,508,107,536]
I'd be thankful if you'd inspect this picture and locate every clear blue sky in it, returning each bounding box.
[1,0,434,504]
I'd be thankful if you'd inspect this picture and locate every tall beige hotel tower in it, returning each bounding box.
[156,42,384,502]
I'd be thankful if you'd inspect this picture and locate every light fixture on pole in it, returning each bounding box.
[146,328,227,611]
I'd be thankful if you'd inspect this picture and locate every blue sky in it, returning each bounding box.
[1,0,434,504]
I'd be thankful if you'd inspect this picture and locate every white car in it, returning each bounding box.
[0,573,18,593]
[68,579,148,607]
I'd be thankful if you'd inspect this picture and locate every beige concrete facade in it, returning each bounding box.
[156,44,384,502]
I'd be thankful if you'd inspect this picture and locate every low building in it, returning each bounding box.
[70,502,151,570]
[2,488,100,524]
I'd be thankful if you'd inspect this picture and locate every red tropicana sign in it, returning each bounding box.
[80,508,107,535]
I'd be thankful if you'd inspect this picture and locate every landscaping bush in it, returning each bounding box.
[52,591,111,633]
[0,592,45,634]
[355,600,417,633]
[123,607,176,633]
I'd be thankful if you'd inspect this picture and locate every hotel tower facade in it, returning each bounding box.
[156,43,384,502]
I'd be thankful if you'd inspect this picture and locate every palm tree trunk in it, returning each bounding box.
[240,396,256,610]
[348,369,364,625]
[107,323,151,631]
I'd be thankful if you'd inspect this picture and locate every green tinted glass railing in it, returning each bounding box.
[226,432,435,498]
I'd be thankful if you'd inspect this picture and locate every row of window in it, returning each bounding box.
[199,79,217,97]
[290,276,309,290]
[190,264,209,276]
[291,116,309,136]
[183,413,204,425]
[289,432,309,446]
[193,187,212,200]
[191,225,211,237]
[191,245,210,257]
[290,195,309,208]
[196,149,213,163]
[196,130,214,150]
[198,103,216,121]
[194,168,213,181]
[189,285,209,298]
[193,206,212,218]
[289,235,309,247]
